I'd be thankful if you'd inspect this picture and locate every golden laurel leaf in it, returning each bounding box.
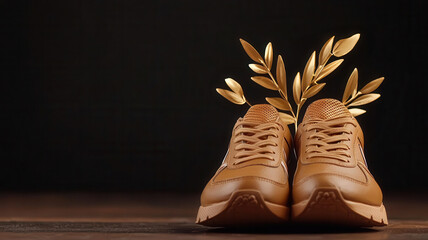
[314,65,322,78]
[303,83,326,98]
[276,55,287,95]
[302,51,316,91]
[239,39,264,63]
[249,63,269,74]
[360,77,384,94]
[342,68,359,103]
[266,97,291,111]
[278,112,295,125]
[316,59,344,82]
[265,42,273,70]
[225,78,244,98]
[348,108,366,117]
[293,72,301,105]
[319,36,334,65]
[333,34,360,57]
[216,88,246,105]
[348,93,380,107]
[251,76,278,90]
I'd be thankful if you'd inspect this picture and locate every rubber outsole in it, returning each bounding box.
[292,187,388,227]
[196,190,289,227]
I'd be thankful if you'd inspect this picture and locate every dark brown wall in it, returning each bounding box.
[0,0,426,192]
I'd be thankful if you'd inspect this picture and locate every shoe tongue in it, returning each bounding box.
[303,99,351,121]
[243,104,279,124]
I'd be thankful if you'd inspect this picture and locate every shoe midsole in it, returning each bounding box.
[196,190,289,222]
[292,187,388,223]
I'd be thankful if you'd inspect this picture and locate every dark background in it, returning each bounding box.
[0,0,426,193]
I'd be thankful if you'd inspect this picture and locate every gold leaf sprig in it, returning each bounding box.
[216,78,251,106]
[216,34,361,131]
[342,68,384,116]
[239,39,295,124]
[291,34,360,128]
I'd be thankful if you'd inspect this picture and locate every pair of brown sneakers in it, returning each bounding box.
[196,99,387,227]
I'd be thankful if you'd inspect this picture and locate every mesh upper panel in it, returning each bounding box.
[303,99,351,121]
[243,104,279,123]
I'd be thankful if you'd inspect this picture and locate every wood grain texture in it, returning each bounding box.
[0,193,427,239]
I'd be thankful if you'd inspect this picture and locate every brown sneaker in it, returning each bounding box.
[291,99,388,227]
[196,104,292,226]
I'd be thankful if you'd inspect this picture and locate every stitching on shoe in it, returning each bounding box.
[294,172,368,186]
[211,176,288,186]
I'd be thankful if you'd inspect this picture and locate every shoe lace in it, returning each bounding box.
[232,122,280,165]
[304,117,356,162]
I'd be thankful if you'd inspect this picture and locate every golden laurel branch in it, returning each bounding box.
[342,68,384,117]
[216,34,383,131]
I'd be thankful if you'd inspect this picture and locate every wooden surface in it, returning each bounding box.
[0,192,427,239]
